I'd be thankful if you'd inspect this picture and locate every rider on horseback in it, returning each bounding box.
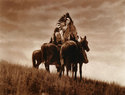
[51,13,79,46]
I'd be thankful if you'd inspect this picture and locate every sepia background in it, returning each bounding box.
[0,0,125,86]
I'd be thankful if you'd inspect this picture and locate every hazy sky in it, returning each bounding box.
[0,0,125,86]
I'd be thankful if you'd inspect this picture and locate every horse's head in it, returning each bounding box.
[80,36,90,52]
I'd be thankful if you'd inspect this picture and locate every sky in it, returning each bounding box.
[0,0,125,86]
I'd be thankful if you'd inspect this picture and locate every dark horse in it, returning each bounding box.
[32,43,61,72]
[59,36,90,80]
[32,49,43,69]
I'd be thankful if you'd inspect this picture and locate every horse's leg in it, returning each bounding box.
[59,58,64,77]
[56,64,60,73]
[32,54,37,68]
[71,64,74,78]
[66,62,70,77]
[47,66,50,72]
[66,65,69,76]
[62,66,64,75]
[79,63,83,81]
[45,62,50,72]
[32,58,36,68]
[56,65,58,72]
[62,58,66,76]
[59,64,64,78]
[56,58,61,72]
[36,61,41,69]
[56,63,64,74]
[34,60,38,69]
[74,63,77,80]
[32,58,38,69]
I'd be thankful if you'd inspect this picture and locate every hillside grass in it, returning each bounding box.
[0,60,125,95]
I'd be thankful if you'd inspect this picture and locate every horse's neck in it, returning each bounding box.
[76,41,81,48]
[76,41,85,53]
[79,40,87,51]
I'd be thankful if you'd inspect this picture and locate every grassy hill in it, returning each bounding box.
[0,60,125,95]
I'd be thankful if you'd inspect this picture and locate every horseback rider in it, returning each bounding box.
[49,13,89,75]
[51,13,79,46]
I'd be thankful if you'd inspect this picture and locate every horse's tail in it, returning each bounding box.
[41,44,46,61]
[32,52,36,68]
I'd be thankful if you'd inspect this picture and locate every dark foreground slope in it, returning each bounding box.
[0,61,125,95]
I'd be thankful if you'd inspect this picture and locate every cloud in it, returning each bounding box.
[84,61,125,86]
[98,0,125,9]
[1,0,124,34]
[70,0,125,29]
[0,38,48,65]
[0,0,125,86]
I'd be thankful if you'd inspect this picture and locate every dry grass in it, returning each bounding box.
[0,60,125,95]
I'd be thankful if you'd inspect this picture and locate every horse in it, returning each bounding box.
[59,36,90,80]
[32,49,43,69]
[32,43,61,72]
